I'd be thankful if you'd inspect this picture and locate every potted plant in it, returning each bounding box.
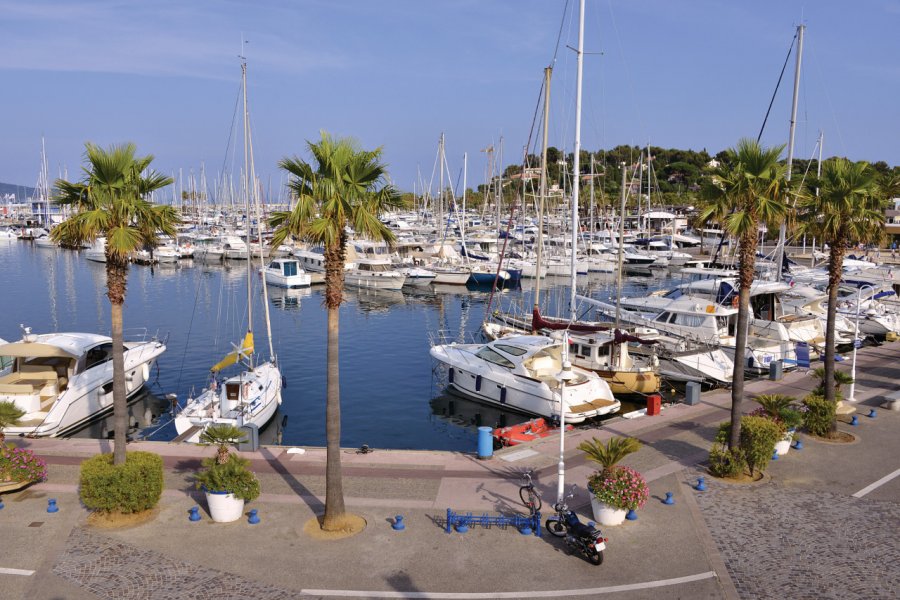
[1,401,47,493]
[753,394,803,455]
[194,424,260,523]
[578,436,648,526]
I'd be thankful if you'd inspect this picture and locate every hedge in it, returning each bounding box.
[79,451,164,513]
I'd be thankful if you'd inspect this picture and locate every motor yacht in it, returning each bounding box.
[0,327,166,437]
[430,335,620,423]
[261,257,311,288]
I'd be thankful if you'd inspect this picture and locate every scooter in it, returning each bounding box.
[545,486,607,565]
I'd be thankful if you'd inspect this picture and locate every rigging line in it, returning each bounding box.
[550,0,572,66]
[808,40,847,159]
[217,80,243,204]
[173,263,208,395]
[756,30,798,144]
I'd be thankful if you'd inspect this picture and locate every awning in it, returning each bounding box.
[0,342,78,359]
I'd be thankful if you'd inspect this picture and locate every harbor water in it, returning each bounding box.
[0,241,683,451]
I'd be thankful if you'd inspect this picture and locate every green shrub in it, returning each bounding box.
[79,451,164,514]
[708,422,748,478]
[739,415,781,475]
[802,393,836,437]
[194,455,260,502]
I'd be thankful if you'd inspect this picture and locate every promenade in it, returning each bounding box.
[2,342,899,599]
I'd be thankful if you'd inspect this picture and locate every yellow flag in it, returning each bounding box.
[210,331,254,373]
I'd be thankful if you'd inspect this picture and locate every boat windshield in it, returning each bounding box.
[493,344,528,357]
[663,289,683,299]
[474,347,514,368]
[360,263,391,272]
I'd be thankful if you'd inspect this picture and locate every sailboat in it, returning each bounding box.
[174,54,282,443]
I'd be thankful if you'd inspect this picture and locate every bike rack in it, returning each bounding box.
[445,508,541,537]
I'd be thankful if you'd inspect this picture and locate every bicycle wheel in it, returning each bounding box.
[519,486,542,512]
[545,517,566,537]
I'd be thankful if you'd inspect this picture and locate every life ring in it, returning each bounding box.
[731,295,739,309]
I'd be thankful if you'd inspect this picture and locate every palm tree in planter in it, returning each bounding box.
[578,436,647,526]
[195,424,260,523]
[52,142,178,466]
[797,158,882,431]
[700,139,791,453]
[270,131,405,533]
[0,400,47,491]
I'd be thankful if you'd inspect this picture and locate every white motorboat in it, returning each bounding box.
[222,235,249,260]
[345,258,406,290]
[430,335,620,423]
[84,238,107,263]
[34,234,57,249]
[155,244,181,263]
[261,257,311,288]
[0,228,17,243]
[396,265,436,286]
[0,327,166,437]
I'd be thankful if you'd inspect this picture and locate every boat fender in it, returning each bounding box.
[448,368,454,383]
[475,375,482,392]
[500,387,507,404]
[731,296,739,309]
[141,363,150,382]
[281,375,288,389]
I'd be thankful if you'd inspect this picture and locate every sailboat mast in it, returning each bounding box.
[569,0,585,321]
[776,24,804,276]
[534,66,552,318]
[241,54,253,334]
[615,163,627,329]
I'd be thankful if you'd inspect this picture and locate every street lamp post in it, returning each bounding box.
[848,284,873,403]
[556,331,575,506]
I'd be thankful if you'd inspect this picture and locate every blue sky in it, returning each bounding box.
[2,0,898,198]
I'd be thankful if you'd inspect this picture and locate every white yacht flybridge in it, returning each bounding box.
[0,326,166,437]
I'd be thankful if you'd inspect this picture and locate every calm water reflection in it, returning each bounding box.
[0,241,675,451]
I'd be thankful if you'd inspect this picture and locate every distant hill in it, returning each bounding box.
[0,182,37,202]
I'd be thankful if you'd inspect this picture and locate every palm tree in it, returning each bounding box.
[700,139,790,450]
[52,142,177,465]
[798,159,882,417]
[270,131,404,531]
[578,436,641,478]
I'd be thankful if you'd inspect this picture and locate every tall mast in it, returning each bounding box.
[534,66,552,318]
[615,163,627,329]
[241,50,253,334]
[569,0,585,321]
[775,24,804,276]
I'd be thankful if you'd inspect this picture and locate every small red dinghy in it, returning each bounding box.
[493,418,574,447]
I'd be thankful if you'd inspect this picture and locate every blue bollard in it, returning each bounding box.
[0,498,4,510]
[663,492,675,505]
[456,521,469,533]
[189,506,201,522]
[771,450,779,461]
[587,521,596,527]
[867,409,877,418]
[850,415,859,426]
[392,515,405,531]
[47,499,59,513]
[519,524,532,535]
[476,426,493,460]
[248,509,260,524]
[793,439,803,450]
[695,477,707,491]
[626,509,638,521]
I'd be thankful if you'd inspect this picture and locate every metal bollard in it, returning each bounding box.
[248,509,260,524]
[47,499,59,513]
[189,506,201,522]
[392,515,406,531]
[476,426,493,460]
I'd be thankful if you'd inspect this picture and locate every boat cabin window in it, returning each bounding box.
[282,261,298,276]
[674,314,707,328]
[663,289,683,299]
[493,344,527,357]
[474,347,515,368]
[574,344,592,358]
[84,343,114,370]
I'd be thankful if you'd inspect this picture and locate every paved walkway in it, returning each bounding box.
[2,342,899,599]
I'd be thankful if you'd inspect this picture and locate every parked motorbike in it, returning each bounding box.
[545,486,607,565]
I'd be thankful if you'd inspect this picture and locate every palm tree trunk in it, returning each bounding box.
[106,256,129,466]
[824,242,845,434]
[728,228,757,450]
[322,238,346,530]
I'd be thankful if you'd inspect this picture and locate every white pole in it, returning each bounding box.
[569,0,585,320]
[556,330,574,505]
[848,284,871,402]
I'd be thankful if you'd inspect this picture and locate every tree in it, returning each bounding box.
[797,159,882,424]
[51,142,177,465]
[700,139,790,451]
[270,131,405,531]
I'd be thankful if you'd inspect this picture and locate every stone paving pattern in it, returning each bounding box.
[694,475,900,600]
[54,528,302,599]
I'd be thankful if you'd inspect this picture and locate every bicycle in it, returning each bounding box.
[519,470,542,514]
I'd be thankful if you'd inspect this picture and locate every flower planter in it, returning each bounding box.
[589,496,627,526]
[0,479,33,494]
[205,490,245,523]
[774,429,795,456]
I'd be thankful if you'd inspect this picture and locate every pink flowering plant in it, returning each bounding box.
[0,445,48,484]
[588,466,649,511]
